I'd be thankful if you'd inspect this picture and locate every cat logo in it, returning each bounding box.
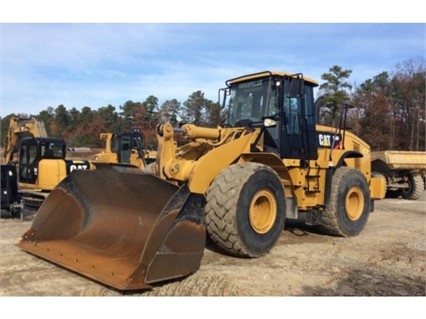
[70,164,89,172]
[319,133,341,148]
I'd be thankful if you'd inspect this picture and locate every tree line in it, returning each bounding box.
[317,58,425,151]
[1,58,425,152]
[1,91,220,150]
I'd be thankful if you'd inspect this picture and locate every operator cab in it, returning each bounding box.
[18,137,66,184]
[111,131,145,164]
[223,71,319,161]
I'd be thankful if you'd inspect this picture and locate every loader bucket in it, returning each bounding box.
[16,165,206,291]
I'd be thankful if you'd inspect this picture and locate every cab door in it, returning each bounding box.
[280,78,318,161]
[119,135,132,164]
[19,139,40,184]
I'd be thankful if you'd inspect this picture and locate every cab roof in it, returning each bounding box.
[226,71,318,87]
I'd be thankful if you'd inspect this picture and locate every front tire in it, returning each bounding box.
[321,167,370,237]
[206,162,286,257]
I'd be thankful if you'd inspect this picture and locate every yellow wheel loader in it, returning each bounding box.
[17,71,386,291]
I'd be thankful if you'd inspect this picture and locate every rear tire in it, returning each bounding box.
[401,171,424,200]
[206,162,286,257]
[321,167,370,237]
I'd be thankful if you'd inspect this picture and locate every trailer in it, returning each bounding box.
[371,150,426,200]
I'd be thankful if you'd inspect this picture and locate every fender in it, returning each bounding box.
[334,150,363,168]
[188,133,255,194]
[324,150,364,206]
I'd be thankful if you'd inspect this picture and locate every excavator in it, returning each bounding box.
[17,71,386,291]
[93,129,156,169]
[1,116,91,209]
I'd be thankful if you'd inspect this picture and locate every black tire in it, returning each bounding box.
[401,171,424,200]
[321,167,370,237]
[206,162,286,257]
[10,206,22,218]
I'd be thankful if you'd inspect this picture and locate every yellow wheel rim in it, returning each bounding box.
[249,190,277,234]
[345,186,364,221]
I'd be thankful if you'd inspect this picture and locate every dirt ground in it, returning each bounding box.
[1,191,425,298]
[0,190,424,318]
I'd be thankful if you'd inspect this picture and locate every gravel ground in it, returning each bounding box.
[1,192,425,318]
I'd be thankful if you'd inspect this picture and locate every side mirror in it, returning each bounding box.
[218,88,230,109]
[289,75,304,98]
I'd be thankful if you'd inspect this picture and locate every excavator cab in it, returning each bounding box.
[18,136,91,189]
[18,137,66,184]
[16,137,91,208]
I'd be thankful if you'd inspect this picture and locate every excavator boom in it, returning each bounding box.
[4,116,48,164]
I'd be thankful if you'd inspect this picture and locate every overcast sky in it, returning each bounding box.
[1,3,425,118]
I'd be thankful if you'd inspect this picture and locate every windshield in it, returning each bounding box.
[40,140,65,159]
[224,77,278,126]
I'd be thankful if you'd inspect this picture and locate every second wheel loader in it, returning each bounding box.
[17,71,386,291]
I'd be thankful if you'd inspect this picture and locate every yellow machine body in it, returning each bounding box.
[93,132,156,169]
[18,71,386,290]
